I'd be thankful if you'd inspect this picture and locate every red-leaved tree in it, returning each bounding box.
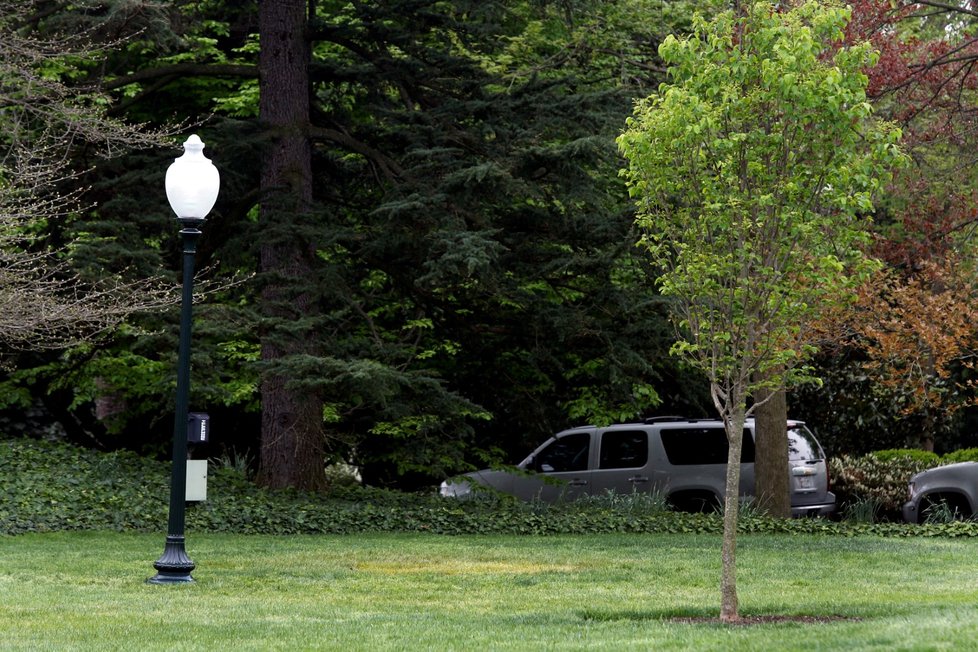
[823,1,978,450]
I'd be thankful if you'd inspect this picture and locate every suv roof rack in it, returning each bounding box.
[643,416,686,423]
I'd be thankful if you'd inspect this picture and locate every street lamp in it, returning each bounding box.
[149,134,220,584]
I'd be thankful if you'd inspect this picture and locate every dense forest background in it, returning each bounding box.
[2,0,978,491]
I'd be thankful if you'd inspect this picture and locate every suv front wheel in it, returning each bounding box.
[919,493,972,524]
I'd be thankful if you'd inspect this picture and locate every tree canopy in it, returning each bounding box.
[5,0,978,498]
[0,0,712,485]
[792,0,978,454]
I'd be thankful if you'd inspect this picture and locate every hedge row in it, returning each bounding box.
[830,448,978,519]
[3,437,978,537]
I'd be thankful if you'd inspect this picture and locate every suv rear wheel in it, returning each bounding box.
[668,490,721,514]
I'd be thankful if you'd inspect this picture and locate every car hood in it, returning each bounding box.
[911,461,978,482]
[465,469,518,493]
[440,468,519,497]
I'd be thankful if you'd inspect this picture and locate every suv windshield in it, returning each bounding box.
[533,433,590,472]
[788,425,824,461]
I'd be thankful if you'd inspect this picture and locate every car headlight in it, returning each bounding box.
[440,479,472,498]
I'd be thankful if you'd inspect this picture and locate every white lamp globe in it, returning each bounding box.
[165,135,220,220]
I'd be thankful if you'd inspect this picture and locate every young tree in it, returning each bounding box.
[618,0,904,622]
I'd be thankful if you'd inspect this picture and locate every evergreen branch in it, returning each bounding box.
[102,63,258,91]
[308,126,407,181]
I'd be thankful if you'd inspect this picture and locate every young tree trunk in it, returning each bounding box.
[753,384,790,518]
[715,384,746,624]
[720,417,743,622]
[256,0,326,490]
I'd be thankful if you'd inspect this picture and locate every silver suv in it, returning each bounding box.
[441,417,836,517]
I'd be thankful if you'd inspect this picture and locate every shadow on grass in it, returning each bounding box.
[579,608,861,626]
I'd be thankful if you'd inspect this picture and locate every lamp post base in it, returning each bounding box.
[148,535,196,584]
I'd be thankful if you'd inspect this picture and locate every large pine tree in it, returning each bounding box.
[5,0,706,488]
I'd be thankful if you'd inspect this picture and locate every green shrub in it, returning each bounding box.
[843,496,882,524]
[871,449,941,465]
[921,497,960,524]
[829,453,934,518]
[832,448,978,522]
[942,448,978,464]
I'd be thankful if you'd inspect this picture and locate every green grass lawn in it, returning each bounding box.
[2,531,977,651]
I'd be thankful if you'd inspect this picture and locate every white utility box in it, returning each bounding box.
[186,460,208,502]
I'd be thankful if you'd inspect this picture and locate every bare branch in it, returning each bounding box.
[909,0,978,20]
[0,0,190,352]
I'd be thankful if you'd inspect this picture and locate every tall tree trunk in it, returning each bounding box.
[754,383,790,518]
[257,0,326,490]
[920,405,935,452]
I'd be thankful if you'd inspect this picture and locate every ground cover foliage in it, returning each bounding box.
[4,437,978,539]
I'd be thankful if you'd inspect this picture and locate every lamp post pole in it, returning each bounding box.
[149,135,219,584]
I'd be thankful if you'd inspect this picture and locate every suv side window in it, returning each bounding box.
[659,427,756,465]
[599,430,648,469]
[534,433,590,472]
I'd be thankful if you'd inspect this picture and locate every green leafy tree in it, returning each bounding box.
[618,0,904,622]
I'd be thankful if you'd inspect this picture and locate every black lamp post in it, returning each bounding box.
[149,135,220,584]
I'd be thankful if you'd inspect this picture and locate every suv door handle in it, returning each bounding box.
[568,479,588,486]
[628,476,649,484]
